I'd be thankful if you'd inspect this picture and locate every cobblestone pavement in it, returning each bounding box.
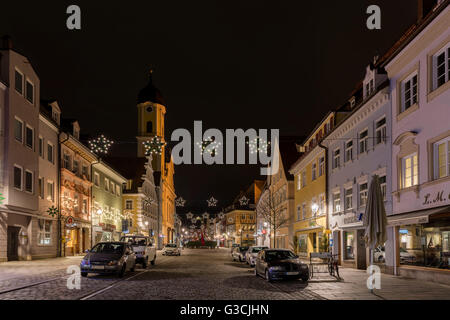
[0,248,449,300]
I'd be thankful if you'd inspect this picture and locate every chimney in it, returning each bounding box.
[1,35,13,50]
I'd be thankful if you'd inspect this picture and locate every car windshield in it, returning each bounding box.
[239,247,248,252]
[90,243,124,254]
[265,250,296,261]
[166,244,177,248]
[120,237,148,245]
[252,247,267,253]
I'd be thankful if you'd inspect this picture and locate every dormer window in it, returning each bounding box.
[349,96,356,108]
[52,110,60,125]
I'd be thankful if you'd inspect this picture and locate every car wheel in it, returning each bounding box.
[151,257,156,265]
[254,268,258,277]
[265,269,272,282]
[378,256,384,263]
[81,272,88,277]
[130,263,135,272]
[142,258,147,269]
[301,276,309,282]
[118,265,126,278]
[239,256,242,262]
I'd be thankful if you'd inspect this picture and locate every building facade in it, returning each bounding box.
[324,64,393,271]
[91,160,127,244]
[382,2,450,282]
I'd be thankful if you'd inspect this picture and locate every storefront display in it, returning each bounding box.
[344,231,355,260]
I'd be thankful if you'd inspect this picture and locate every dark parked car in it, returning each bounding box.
[80,242,136,278]
[232,246,248,262]
[255,249,309,282]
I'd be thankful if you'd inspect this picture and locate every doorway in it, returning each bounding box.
[7,226,20,261]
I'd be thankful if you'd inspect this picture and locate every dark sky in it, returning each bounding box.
[0,1,418,212]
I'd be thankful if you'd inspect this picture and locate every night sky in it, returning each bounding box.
[0,1,418,211]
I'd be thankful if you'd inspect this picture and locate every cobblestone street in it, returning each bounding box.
[0,248,449,300]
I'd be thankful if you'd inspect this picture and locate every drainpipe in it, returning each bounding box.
[58,133,70,257]
[318,142,329,250]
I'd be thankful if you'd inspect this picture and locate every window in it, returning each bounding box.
[333,192,341,213]
[25,170,33,193]
[301,171,306,188]
[126,200,133,210]
[14,118,23,142]
[63,153,71,170]
[379,175,387,201]
[345,188,353,210]
[333,149,340,169]
[25,80,34,104]
[73,160,79,175]
[312,162,317,181]
[14,166,22,190]
[146,121,153,133]
[38,220,52,245]
[39,137,44,157]
[82,199,88,214]
[375,117,387,144]
[296,205,301,221]
[401,73,418,112]
[82,165,88,179]
[74,194,79,212]
[15,69,23,94]
[94,173,100,187]
[297,174,301,190]
[359,183,368,207]
[433,45,449,90]
[344,231,355,260]
[402,153,418,188]
[359,130,368,154]
[319,157,325,176]
[319,194,325,214]
[434,137,450,179]
[47,181,54,201]
[110,181,115,194]
[47,143,54,163]
[38,177,44,199]
[345,140,353,162]
[302,203,306,219]
[116,185,121,196]
[25,126,33,149]
[105,178,109,191]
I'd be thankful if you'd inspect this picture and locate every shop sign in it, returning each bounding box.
[65,216,77,228]
[422,190,449,206]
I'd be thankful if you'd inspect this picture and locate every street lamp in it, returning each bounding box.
[311,203,319,216]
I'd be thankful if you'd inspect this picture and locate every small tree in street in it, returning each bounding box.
[256,187,290,248]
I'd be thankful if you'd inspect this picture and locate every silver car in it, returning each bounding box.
[80,242,136,278]
[245,246,268,267]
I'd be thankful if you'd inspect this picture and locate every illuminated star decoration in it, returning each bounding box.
[47,206,59,218]
[88,135,114,155]
[202,212,209,219]
[247,137,270,154]
[196,137,221,157]
[239,195,250,206]
[191,218,197,224]
[186,212,194,219]
[175,197,186,207]
[143,136,166,156]
[0,193,5,204]
[218,212,225,219]
[207,196,218,207]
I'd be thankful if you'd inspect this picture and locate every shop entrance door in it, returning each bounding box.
[7,226,20,261]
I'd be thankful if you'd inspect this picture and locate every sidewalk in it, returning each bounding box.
[306,266,450,300]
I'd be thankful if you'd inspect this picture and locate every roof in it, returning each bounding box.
[277,136,304,180]
[105,157,148,193]
[137,72,165,105]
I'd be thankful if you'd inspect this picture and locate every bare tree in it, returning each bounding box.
[256,186,290,248]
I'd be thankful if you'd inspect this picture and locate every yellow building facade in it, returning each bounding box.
[289,113,335,257]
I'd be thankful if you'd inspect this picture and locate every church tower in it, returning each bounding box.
[136,69,166,173]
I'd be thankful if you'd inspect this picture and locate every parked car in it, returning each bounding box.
[230,243,239,255]
[232,246,248,262]
[245,246,268,267]
[162,243,181,256]
[399,248,416,263]
[80,242,136,278]
[255,249,309,282]
[120,235,156,268]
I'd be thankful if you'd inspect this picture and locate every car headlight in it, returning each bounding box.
[301,264,308,269]
[107,260,119,266]
[270,266,284,271]
[81,259,89,266]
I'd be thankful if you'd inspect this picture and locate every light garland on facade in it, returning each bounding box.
[89,135,114,155]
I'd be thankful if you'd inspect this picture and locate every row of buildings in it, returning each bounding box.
[209,0,450,285]
[0,39,179,261]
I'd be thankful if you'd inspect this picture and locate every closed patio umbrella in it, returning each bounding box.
[362,174,387,287]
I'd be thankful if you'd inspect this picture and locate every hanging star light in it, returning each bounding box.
[143,136,166,156]
[196,137,221,156]
[88,135,114,155]
[186,212,194,219]
[247,137,270,154]
[218,212,225,219]
[239,195,250,206]
[207,196,218,207]
[202,212,209,219]
[191,218,197,224]
[47,206,59,218]
[175,197,186,207]
[0,193,5,205]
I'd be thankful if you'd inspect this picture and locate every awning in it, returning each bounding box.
[387,206,450,226]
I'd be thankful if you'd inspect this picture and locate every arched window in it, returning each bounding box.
[146,121,153,133]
